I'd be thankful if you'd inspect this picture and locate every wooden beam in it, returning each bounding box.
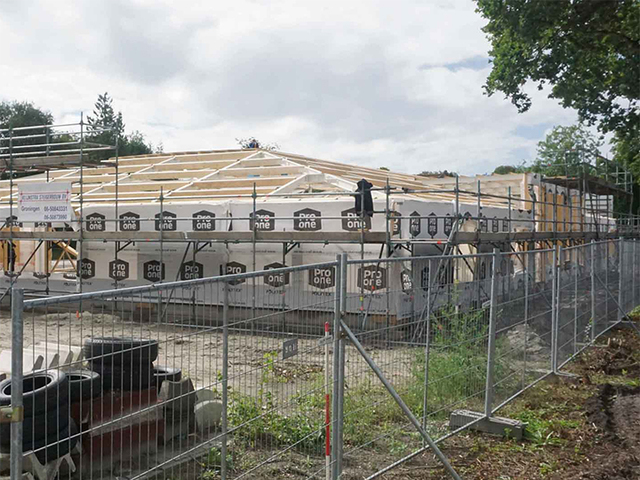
[0,154,98,170]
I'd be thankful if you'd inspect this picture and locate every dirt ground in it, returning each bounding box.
[0,308,418,401]
[1,309,321,395]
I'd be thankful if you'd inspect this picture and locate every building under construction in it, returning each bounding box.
[0,121,637,318]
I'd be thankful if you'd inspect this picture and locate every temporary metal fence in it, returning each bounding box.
[2,239,639,480]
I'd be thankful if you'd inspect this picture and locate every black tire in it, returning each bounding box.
[0,370,68,415]
[83,337,159,364]
[27,418,79,464]
[0,402,70,446]
[90,361,154,391]
[66,369,102,402]
[154,365,182,392]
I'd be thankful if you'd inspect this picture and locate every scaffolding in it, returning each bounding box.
[0,119,638,302]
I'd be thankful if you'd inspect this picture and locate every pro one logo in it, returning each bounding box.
[181,261,204,280]
[264,262,290,287]
[86,213,106,232]
[119,212,140,231]
[309,266,335,289]
[155,211,177,231]
[357,265,387,291]
[294,208,322,231]
[224,261,246,285]
[341,208,371,231]
[143,260,165,282]
[401,269,413,294]
[79,258,96,280]
[193,211,215,231]
[409,212,421,237]
[250,209,275,231]
[109,259,129,281]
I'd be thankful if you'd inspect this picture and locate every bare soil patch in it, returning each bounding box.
[579,383,640,480]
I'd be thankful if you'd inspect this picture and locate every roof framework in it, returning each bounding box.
[0,121,637,249]
[0,149,508,208]
[0,120,637,302]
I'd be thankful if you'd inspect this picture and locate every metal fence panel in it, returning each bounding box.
[11,262,339,480]
[338,253,493,477]
[4,239,639,480]
[492,249,554,411]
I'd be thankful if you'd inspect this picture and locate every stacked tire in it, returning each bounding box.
[0,371,79,464]
[153,365,182,392]
[84,338,159,391]
[66,369,102,402]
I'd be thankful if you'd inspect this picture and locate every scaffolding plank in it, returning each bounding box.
[2,154,98,170]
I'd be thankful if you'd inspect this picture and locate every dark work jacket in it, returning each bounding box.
[355,179,374,216]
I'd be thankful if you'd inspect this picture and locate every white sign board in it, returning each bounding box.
[18,182,72,223]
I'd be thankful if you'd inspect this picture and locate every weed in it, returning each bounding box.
[205,446,234,471]
[197,446,235,479]
[516,409,573,446]
[388,437,409,456]
[262,350,282,383]
[225,296,516,460]
[539,460,559,475]
[228,388,324,453]
[408,301,511,418]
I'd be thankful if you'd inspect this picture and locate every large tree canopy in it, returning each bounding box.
[492,164,526,175]
[0,101,55,178]
[236,137,279,151]
[0,101,53,130]
[476,0,640,135]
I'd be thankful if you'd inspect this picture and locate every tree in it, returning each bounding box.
[612,130,640,179]
[236,137,280,151]
[0,101,53,130]
[0,101,55,173]
[417,170,456,178]
[476,0,639,134]
[493,163,528,175]
[612,129,640,215]
[476,0,640,183]
[531,124,603,177]
[119,130,156,157]
[86,93,153,159]
[86,93,123,147]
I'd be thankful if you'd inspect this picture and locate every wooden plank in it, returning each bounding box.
[221,165,307,177]
[0,228,614,244]
[0,154,94,170]
[0,230,387,243]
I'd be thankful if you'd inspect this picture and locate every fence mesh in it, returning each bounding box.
[1,239,638,480]
[11,262,338,479]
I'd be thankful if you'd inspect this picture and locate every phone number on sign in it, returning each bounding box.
[43,214,68,220]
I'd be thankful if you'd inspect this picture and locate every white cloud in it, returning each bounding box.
[0,0,582,175]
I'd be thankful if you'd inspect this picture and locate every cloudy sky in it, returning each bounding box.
[1,0,586,175]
